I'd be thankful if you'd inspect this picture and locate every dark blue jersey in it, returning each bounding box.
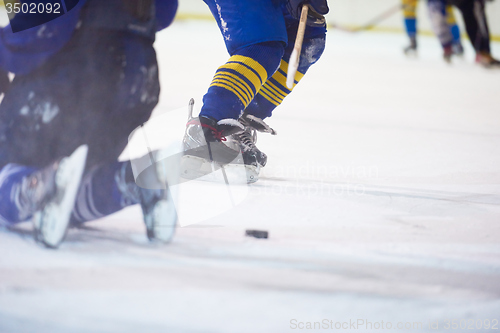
[0,0,177,74]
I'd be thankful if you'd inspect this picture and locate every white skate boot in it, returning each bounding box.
[139,152,178,244]
[31,145,88,248]
[118,151,179,244]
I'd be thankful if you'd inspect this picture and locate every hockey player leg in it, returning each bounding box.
[32,145,88,248]
[183,41,285,182]
[427,0,454,62]
[0,62,88,247]
[32,147,88,248]
[182,0,289,183]
[446,5,464,56]
[402,0,419,55]
[453,0,499,67]
[237,10,327,171]
[135,151,179,243]
[245,7,326,121]
[72,160,177,243]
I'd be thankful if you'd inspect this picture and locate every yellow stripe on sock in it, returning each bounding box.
[272,70,294,89]
[266,81,288,99]
[261,84,285,104]
[219,63,263,94]
[273,61,305,89]
[230,55,268,84]
[209,55,270,107]
[259,86,282,105]
[279,60,305,82]
[211,78,250,105]
[214,72,253,102]
[279,59,289,73]
[257,90,281,106]
[210,81,249,106]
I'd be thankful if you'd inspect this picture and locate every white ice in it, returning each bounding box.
[1,19,500,333]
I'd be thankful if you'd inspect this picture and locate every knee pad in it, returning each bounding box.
[297,34,326,73]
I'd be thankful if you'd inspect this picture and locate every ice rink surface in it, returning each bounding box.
[1,19,500,332]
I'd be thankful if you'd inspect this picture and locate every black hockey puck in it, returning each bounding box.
[245,230,268,239]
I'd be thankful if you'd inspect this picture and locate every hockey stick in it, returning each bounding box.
[286,4,309,89]
[330,3,402,33]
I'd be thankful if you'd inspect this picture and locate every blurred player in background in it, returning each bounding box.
[402,0,463,56]
[428,0,500,66]
[0,0,178,248]
[182,0,328,183]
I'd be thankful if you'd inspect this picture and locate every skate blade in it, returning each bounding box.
[33,145,88,249]
[180,155,259,184]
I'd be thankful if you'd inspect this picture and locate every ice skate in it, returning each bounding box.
[229,112,277,169]
[476,52,500,68]
[140,151,179,244]
[452,43,464,57]
[182,115,260,183]
[184,115,244,165]
[443,45,453,63]
[403,38,417,56]
[116,154,178,244]
[181,100,260,184]
[138,185,177,243]
[31,145,88,248]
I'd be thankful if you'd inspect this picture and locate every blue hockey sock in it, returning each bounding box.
[244,59,305,120]
[404,18,418,38]
[200,41,285,121]
[246,27,326,120]
[0,164,37,225]
[71,162,140,224]
[450,24,461,44]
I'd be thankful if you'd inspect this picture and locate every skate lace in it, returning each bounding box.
[187,120,227,142]
[236,129,256,151]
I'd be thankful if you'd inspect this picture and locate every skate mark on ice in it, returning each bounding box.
[258,176,500,206]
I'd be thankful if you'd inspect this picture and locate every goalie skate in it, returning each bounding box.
[139,185,177,243]
[32,145,88,248]
[141,148,179,243]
